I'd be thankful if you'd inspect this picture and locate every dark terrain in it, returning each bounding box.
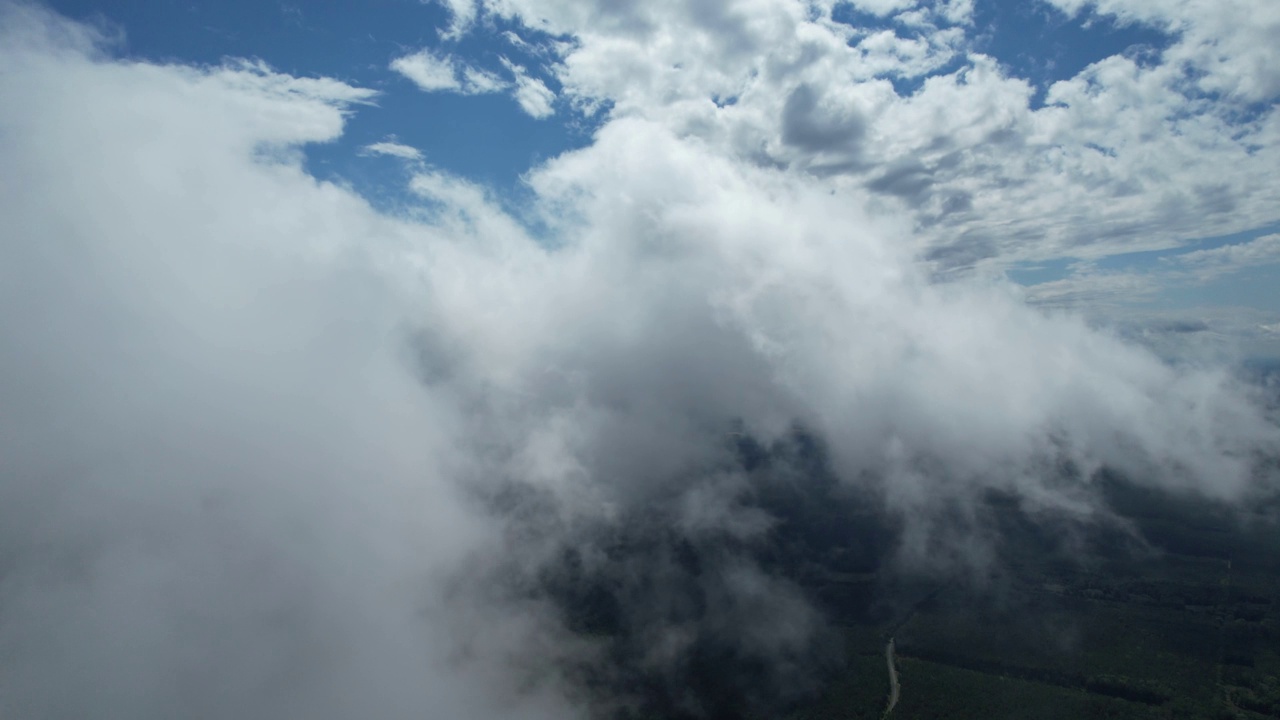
[536,415,1280,719]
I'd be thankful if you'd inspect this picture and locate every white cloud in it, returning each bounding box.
[1171,233,1280,280]
[1112,307,1280,364]
[391,49,555,117]
[390,48,505,95]
[936,0,974,24]
[436,0,480,39]
[503,29,530,48]
[839,0,917,16]
[390,48,462,91]
[501,57,556,118]
[513,75,555,118]
[1020,234,1280,357]
[362,139,424,160]
[1031,233,1280,310]
[1023,267,1160,308]
[3,4,1280,718]
[466,0,1279,267]
[461,64,507,93]
[1044,0,1280,102]
[0,7,584,718]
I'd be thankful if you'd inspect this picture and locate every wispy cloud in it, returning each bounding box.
[361,139,423,160]
[391,49,557,118]
[1022,234,1280,358]
[1027,233,1280,309]
[501,57,556,118]
[435,0,479,39]
[390,48,503,94]
[1167,233,1280,281]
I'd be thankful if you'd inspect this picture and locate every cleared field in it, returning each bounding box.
[889,657,1166,720]
[781,480,1280,720]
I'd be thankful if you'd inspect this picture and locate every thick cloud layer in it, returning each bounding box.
[0,2,1277,718]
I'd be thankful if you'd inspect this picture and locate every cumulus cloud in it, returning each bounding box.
[390,48,463,90]
[471,0,1279,267]
[2,2,1279,719]
[1044,0,1280,101]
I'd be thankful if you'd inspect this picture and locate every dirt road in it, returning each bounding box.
[884,637,900,717]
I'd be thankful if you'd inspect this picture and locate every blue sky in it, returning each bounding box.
[45,0,587,196]
[23,0,1280,357]
[50,0,1174,184]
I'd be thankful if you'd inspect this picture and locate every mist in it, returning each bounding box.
[1,3,1277,718]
